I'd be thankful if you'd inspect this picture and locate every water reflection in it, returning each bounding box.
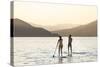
[58,56,73,64]
[67,56,72,63]
[58,57,63,64]
[14,37,97,66]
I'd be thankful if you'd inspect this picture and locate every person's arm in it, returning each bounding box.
[71,38,72,43]
[56,40,59,48]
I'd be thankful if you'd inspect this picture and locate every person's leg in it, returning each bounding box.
[68,45,69,56]
[60,47,62,56]
[70,45,72,56]
[58,47,60,56]
[61,47,62,56]
[60,47,61,56]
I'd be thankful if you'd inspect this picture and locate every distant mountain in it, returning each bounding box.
[30,23,79,31]
[53,20,97,37]
[42,24,79,31]
[10,18,59,37]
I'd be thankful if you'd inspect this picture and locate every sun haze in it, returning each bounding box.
[14,1,97,26]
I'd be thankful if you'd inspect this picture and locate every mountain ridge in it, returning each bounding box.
[11,18,59,37]
[52,20,97,37]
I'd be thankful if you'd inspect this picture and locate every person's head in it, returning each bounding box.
[69,34,72,38]
[59,36,62,39]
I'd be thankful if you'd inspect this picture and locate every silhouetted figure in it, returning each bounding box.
[68,34,72,56]
[57,36,63,57]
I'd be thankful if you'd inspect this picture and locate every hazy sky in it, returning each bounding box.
[14,1,97,26]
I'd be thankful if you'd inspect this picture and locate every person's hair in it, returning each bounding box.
[69,34,72,38]
[59,36,62,40]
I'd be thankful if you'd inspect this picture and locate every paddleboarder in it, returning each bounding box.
[68,34,73,56]
[57,36,63,57]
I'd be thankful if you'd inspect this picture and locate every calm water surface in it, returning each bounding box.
[14,37,97,66]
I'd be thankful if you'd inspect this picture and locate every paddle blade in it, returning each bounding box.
[53,55,55,57]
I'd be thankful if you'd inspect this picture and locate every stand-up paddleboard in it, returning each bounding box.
[53,55,73,58]
[60,56,67,58]
[53,56,67,58]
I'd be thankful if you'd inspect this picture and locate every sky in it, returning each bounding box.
[14,1,97,26]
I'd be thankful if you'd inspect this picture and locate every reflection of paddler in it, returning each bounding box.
[58,57,63,64]
[57,36,63,57]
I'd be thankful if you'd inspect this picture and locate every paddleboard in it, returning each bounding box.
[53,56,67,58]
[60,56,67,58]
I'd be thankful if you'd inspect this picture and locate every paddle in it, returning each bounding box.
[53,43,58,57]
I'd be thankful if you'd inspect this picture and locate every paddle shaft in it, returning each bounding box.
[53,43,58,57]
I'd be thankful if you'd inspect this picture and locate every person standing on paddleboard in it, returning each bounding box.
[68,34,73,56]
[57,36,63,57]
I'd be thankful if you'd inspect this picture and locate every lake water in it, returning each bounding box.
[14,37,97,67]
